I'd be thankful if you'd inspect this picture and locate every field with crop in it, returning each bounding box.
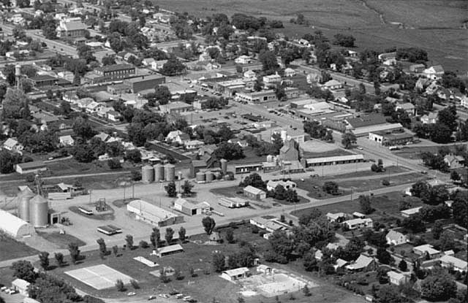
[156,0,468,73]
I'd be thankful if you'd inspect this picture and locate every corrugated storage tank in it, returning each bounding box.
[164,164,175,182]
[196,171,205,182]
[205,171,214,183]
[18,188,35,222]
[154,163,164,182]
[142,165,154,183]
[220,159,228,174]
[30,195,48,227]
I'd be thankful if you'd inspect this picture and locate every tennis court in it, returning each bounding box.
[65,264,135,290]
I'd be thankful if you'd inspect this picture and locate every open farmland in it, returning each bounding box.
[156,0,468,73]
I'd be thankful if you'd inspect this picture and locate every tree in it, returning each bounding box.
[398,260,408,272]
[359,195,373,214]
[54,253,64,267]
[376,248,393,265]
[42,15,57,39]
[432,220,444,240]
[452,193,468,228]
[333,34,355,47]
[421,271,457,301]
[160,56,185,76]
[437,105,458,132]
[225,228,235,243]
[0,150,20,174]
[96,238,107,255]
[178,226,186,242]
[112,245,118,257]
[322,181,339,195]
[153,85,172,105]
[102,55,116,66]
[125,150,141,163]
[259,50,279,73]
[165,228,174,244]
[213,142,244,160]
[125,235,134,250]
[72,116,96,140]
[181,180,193,196]
[202,216,216,235]
[10,260,37,283]
[68,242,81,265]
[439,230,455,251]
[115,279,125,292]
[212,252,226,272]
[165,181,177,197]
[377,285,403,303]
[38,252,49,270]
[342,133,357,149]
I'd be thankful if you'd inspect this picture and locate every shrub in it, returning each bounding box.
[382,179,390,186]
[115,279,125,291]
[139,240,149,248]
[251,225,259,234]
[130,279,139,289]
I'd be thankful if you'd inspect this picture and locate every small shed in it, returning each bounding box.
[221,267,250,281]
[157,244,184,257]
[12,278,30,296]
[243,186,266,200]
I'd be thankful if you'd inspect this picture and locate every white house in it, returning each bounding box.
[321,79,343,90]
[284,67,296,77]
[235,55,252,64]
[387,271,410,285]
[423,65,444,80]
[3,138,24,152]
[326,212,347,223]
[439,255,467,272]
[263,73,282,85]
[107,110,122,122]
[386,230,407,246]
[420,113,437,124]
[343,218,373,230]
[266,180,296,191]
[86,101,104,114]
[11,278,30,296]
[413,244,441,259]
[165,130,190,145]
[59,135,75,147]
[184,140,204,150]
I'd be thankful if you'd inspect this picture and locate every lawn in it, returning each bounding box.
[325,165,409,180]
[291,191,423,218]
[337,172,428,192]
[36,231,86,249]
[0,232,39,262]
[211,186,309,205]
[294,178,351,200]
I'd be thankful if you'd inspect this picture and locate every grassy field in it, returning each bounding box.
[36,231,86,249]
[294,178,351,200]
[0,232,39,262]
[324,165,408,179]
[155,0,468,73]
[291,191,423,218]
[394,144,466,160]
[337,172,428,192]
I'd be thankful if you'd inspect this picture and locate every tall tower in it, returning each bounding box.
[15,64,21,89]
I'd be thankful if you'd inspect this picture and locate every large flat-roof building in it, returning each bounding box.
[123,75,166,93]
[87,64,136,83]
[127,200,183,227]
[159,101,193,114]
[369,131,414,146]
[16,161,47,175]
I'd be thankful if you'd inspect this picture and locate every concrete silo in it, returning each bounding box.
[18,187,35,222]
[30,195,48,227]
[164,164,175,182]
[205,171,214,183]
[195,171,205,183]
[154,163,164,182]
[220,159,228,174]
[141,165,154,183]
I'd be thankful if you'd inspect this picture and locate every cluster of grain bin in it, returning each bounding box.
[266,155,279,163]
[141,163,176,183]
[16,188,48,228]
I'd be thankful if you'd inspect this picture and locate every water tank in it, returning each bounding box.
[142,165,154,183]
[15,64,21,76]
[281,130,287,142]
[18,188,35,222]
[195,171,205,182]
[30,195,48,227]
[205,171,214,183]
[266,155,273,163]
[164,164,175,182]
[154,163,164,182]
[220,159,228,174]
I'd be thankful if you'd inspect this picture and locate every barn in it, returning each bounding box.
[173,196,210,216]
[0,209,36,238]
